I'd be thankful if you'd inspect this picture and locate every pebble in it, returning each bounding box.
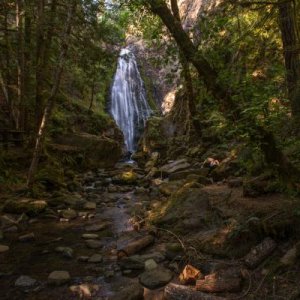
[84,202,97,210]
[55,247,74,258]
[15,275,37,287]
[60,209,77,220]
[48,271,71,285]
[82,233,99,239]
[0,245,9,253]
[88,254,103,263]
[85,239,103,249]
[18,233,35,242]
[145,259,158,271]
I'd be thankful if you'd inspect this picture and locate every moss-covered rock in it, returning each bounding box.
[53,132,122,169]
[2,199,47,216]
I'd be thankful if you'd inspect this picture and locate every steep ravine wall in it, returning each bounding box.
[131,0,222,115]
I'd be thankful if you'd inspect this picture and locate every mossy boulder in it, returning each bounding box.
[53,132,122,169]
[140,117,173,155]
[112,171,138,185]
[2,199,47,216]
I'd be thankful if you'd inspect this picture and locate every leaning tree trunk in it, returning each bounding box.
[278,0,300,120]
[170,0,202,136]
[147,0,300,180]
[27,1,77,188]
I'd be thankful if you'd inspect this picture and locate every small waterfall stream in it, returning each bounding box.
[110,48,152,153]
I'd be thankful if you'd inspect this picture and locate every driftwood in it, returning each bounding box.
[117,235,154,258]
[196,268,242,293]
[179,264,203,284]
[243,237,276,269]
[164,283,226,300]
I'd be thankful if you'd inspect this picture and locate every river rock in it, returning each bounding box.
[160,159,191,174]
[145,259,158,271]
[110,282,144,300]
[139,267,173,289]
[85,239,103,249]
[48,271,71,285]
[85,222,110,232]
[15,275,37,287]
[55,246,74,258]
[119,255,145,270]
[82,233,99,239]
[84,202,97,210]
[88,254,103,263]
[0,245,9,253]
[2,199,47,216]
[60,209,77,220]
[18,232,35,242]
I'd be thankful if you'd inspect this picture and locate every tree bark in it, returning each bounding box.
[164,283,226,300]
[27,1,77,188]
[170,0,202,135]
[278,0,300,119]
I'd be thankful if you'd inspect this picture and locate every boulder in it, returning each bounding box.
[54,132,122,169]
[139,267,173,289]
[88,254,103,263]
[160,159,191,174]
[169,168,209,181]
[2,199,47,216]
[85,239,103,249]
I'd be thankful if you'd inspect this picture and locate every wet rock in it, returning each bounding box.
[55,246,74,259]
[18,232,35,242]
[77,256,89,262]
[84,202,97,210]
[228,177,243,188]
[145,259,158,271]
[82,233,99,239]
[280,246,298,266]
[85,222,110,232]
[110,282,144,300]
[15,275,37,288]
[139,267,173,289]
[2,199,47,216]
[169,168,209,181]
[160,159,191,174]
[119,255,145,270]
[88,254,103,263]
[48,270,71,285]
[60,208,77,220]
[85,239,103,249]
[159,181,183,196]
[0,245,9,253]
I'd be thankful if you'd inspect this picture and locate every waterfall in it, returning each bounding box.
[110,48,152,153]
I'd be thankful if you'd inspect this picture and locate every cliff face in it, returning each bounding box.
[133,0,223,114]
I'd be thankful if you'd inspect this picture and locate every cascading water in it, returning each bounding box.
[110,48,152,153]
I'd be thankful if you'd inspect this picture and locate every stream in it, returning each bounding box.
[0,164,170,299]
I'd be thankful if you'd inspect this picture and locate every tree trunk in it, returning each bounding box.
[170,0,202,135]
[278,0,300,119]
[88,77,96,111]
[27,1,77,188]
[164,283,226,300]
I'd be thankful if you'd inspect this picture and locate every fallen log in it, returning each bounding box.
[117,235,154,258]
[196,268,242,293]
[164,283,226,300]
[243,237,276,269]
[179,264,203,284]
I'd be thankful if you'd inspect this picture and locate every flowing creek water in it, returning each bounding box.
[0,165,168,299]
